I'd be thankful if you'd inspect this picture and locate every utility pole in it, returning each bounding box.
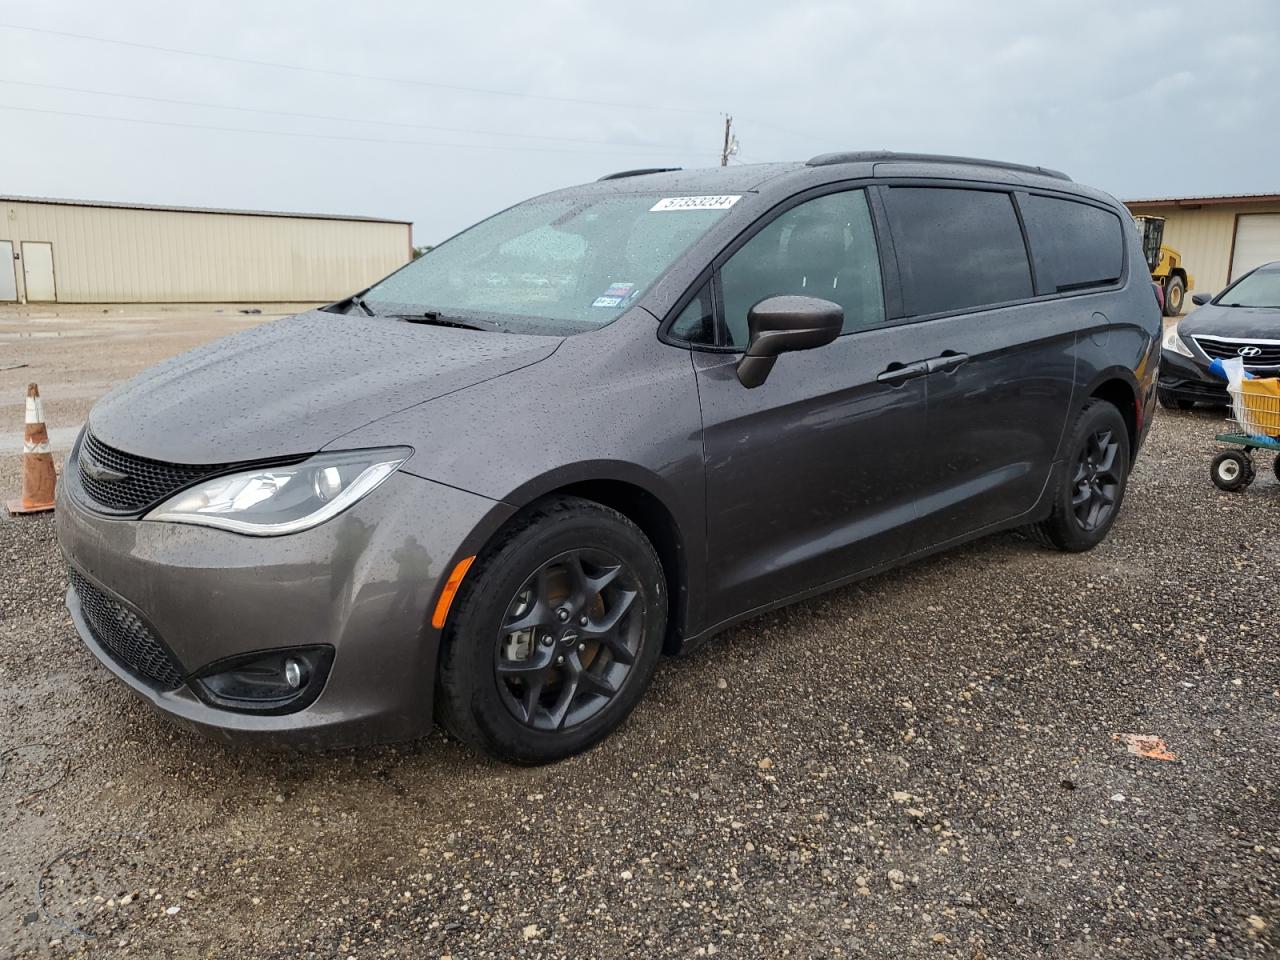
[720,115,734,167]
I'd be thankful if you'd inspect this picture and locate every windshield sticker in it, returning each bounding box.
[592,282,635,308]
[650,195,741,212]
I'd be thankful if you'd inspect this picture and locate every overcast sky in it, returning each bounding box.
[2,1,1277,244]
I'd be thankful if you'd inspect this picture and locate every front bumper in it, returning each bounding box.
[56,456,514,748]
[1158,348,1227,404]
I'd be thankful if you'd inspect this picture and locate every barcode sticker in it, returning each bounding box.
[650,195,741,212]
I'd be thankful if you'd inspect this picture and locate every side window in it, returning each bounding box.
[718,190,885,348]
[882,187,1033,316]
[1019,195,1124,293]
[668,283,715,345]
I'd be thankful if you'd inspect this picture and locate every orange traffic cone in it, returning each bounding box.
[6,383,57,515]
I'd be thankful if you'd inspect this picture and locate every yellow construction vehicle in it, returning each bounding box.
[1133,215,1192,316]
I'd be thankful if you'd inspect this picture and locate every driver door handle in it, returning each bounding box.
[876,360,931,386]
[926,352,969,374]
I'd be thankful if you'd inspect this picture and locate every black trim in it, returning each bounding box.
[656,175,1134,353]
[191,645,335,716]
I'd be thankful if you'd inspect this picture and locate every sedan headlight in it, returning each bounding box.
[145,447,411,536]
[1162,324,1194,358]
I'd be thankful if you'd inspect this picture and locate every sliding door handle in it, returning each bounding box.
[876,360,931,386]
[926,351,969,374]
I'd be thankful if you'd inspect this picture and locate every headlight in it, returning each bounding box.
[145,447,411,535]
[1162,324,1194,358]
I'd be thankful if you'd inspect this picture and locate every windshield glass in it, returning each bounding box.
[1218,267,1280,308]
[363,193,739,333]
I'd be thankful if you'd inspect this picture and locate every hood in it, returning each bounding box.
[1179,303,1280,341]
[89,310,561,464]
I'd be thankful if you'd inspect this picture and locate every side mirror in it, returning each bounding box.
[1191,292,1214,306]
[736,295,843,388]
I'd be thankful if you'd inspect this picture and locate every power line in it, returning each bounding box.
[0,22,718,117]
[0,103,709,157]
[0,78,693,151]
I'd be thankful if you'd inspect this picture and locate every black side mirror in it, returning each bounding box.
[736,295,843,388]
[1191,292,1214,306]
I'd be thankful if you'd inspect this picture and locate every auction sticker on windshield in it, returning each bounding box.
[650,195,741,212]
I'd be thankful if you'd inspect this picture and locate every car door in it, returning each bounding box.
[874,184,1078,550]
[682,187,930,628]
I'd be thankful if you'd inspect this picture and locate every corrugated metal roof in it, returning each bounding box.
[1125,193,1280,207]
[0,193,412,225]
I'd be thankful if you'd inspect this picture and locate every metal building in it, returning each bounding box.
[1124,193,1280,298]
[0,195,412,304]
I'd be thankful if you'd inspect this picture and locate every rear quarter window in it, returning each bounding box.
[1019,195,1125,293]
[882,187,1034,316]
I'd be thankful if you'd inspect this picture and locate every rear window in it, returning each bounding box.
[1020,195,1124,293]
[882,187,1034,316]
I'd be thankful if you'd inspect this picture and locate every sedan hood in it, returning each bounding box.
[1179,303,1280,340]
[89,310,561,464]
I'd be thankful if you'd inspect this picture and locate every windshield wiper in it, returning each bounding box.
[393,310,489,331]
[350,294,376,316]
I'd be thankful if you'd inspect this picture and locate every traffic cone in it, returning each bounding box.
[6,383,57,515]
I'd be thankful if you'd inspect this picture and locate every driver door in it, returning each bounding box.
[689,188,930,628]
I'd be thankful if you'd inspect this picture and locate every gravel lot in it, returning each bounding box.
[0,307,1277,958]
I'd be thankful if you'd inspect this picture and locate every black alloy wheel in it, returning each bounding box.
[1029,400,1130,552]
[1072,427,1122,532]
[495,548,642,732]
[436,496,666,764]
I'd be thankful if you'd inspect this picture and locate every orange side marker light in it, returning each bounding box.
[431,555,476,629]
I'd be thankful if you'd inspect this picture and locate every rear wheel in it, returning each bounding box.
[1029,400,1130,552]
[1157,388,1194,411]
[1210,450,1253,491]
[1163,275,1185,316]
[436,496,666,764]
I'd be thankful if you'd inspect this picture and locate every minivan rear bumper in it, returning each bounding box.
[56,456,514,749]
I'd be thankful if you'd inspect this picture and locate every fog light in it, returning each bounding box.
[193,646,333,714]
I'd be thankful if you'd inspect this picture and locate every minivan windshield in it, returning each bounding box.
[362,192,739,333]
[1217,266,1280,308]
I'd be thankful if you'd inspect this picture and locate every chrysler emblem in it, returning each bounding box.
[1238,345,1262,358]
[81,454,128,483]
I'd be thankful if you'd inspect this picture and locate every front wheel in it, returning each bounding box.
[1029,400,1131,552]
[1163,276,1185,317]
[1211,450,1253,492]
[436,496,666,764]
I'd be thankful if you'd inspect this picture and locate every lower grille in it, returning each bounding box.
[67,568,185,690]
[1193,336,1280,368]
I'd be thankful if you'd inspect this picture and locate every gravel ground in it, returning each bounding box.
[0,324,1277,956]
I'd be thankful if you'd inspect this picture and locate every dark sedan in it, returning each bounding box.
[1159,261,1280,408]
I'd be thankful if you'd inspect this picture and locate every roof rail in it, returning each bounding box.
[805,151,1071,182]
[598,167,682,181]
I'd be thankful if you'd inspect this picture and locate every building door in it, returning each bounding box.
[0,242,15,301]
[21,242,56,302]
[1231,213,1280,281]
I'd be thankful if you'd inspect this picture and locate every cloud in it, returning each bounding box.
[1,0,1276,241]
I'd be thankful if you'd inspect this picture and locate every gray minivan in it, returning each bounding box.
[58,152,1160,763]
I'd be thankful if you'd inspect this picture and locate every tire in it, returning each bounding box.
[1274,453,1280,484]
[435,496,666,764]
[1163,275,1185,317]
[1210,450,1253,492]
[1029,400,1131,552]
[1157,388,1194,411]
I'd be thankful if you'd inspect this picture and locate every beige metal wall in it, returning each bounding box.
[1124,200,1280,297]
[0,199,411,303]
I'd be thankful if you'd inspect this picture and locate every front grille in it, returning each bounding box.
[67,568,185,690]
[76,431,232,514]
[1193,336,1280,368]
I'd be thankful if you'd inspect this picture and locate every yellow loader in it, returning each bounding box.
[1133,215,1192,316]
